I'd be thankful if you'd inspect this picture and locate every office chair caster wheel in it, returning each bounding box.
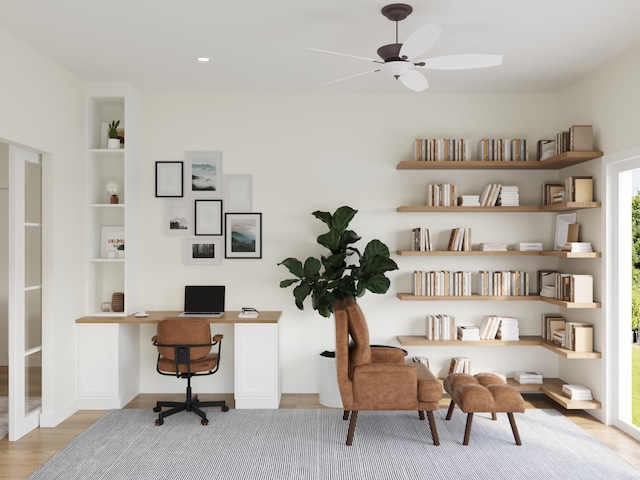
[153,406,161,412]
[222,405,230,412]
[201,418,209,426]
[155,418,164,426]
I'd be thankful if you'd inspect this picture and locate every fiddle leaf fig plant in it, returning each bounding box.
[278,206,398,317]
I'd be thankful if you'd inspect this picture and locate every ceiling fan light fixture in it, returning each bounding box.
[383,60,413,79]
[196,57,211,63]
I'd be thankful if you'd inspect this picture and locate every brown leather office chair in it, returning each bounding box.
[334,297,442,446]
[151,318,229,425]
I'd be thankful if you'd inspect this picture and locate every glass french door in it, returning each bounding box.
[8,145,42,441]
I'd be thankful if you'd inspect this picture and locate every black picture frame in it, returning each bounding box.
[155,161,184,197]
[194,199,223,236]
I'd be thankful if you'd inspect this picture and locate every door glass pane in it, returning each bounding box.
[25,288,41,350]
[25,225,41,287]
[25,350,42,414]
[25,160,41,224]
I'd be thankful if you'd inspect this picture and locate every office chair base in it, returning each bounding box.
[153,394,229,426]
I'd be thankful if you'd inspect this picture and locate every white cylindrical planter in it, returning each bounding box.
[107,138,120,149]
[319,351,343,408]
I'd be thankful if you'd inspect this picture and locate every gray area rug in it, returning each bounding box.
[28,408,639,480]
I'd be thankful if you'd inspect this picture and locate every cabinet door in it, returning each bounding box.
[77,324,118,401]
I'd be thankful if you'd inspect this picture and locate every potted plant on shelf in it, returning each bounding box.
[107,120,121,149]
[278,205,398,407]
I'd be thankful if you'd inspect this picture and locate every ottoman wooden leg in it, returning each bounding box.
[445,400,456,420]
[346,411,358,446]
[418,411,425,420]
[491,412,497,420]
[427,411,440,446]
[508,412,522,446]
[463,412,474,445]
[343,410,350,421]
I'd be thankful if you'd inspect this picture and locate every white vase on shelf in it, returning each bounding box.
[107,138,120,149]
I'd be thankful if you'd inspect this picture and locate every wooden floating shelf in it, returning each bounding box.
[397,293,600,308]
[397,202,601,213]
[396,250,600,258]
[396,151,603,170]
[539,297,601,308]
[541,378,601,409]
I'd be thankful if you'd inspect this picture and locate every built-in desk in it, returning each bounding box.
[76,311,282,410]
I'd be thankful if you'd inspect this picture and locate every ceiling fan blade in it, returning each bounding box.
[399,24,443,61]
[320,69,380,86]
[308,48,382,64]
[418,54,503,70]
[400,70,429,92]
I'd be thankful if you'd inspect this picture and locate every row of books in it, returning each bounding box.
[427,183,458,206]
[412,270,473,296]
[448,356,472,374]
[447,227,472,251]
[541,314,594,352]
[413,138,473,162]
[426,314,457,341]
[457,325,480,340]
[478,138,529,162]
[478,314,520,340]
[565,176,594,203]
[411,227,434,251]
[478,184,520,207]
[539,271,594,303]
[477,270,531,297]
[537,125,594,160]
[562,242,593,253]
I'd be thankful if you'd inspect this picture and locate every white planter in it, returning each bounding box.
[107,138,120,149]
[319,352,343,408]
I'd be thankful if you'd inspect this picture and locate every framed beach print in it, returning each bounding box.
[224,174,252,211]
[164,199,193,236]
[155,161,184,197]
[225,213,262,258]
[185,151,222,198]
[194,199,223,236]
[184,237,223,265]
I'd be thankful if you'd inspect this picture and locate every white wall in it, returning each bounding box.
[0,142,8,366]
[0,27,86,425]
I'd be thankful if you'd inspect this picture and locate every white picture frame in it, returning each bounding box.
[554,212,577,250]
[100,226,124,258]
[225,212,262,259]
[185,151,222,198]
[224,174,252,211]
[164,199,193,236]
[184,237,223,265]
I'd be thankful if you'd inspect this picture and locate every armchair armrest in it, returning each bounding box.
[370,345,407,364]
[352,363,418,408]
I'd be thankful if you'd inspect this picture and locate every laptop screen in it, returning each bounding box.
[184,285,225,314]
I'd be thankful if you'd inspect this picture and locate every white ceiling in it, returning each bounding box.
[2,0,640,94]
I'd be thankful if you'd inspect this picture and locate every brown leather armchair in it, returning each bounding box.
[152,318,229,426]
[334,297,442,446]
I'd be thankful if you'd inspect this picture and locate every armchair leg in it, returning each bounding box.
[343,410,350,421]
[508,412,522,446]
[418,411,425,420]
[463,413,474,445]
[445,400,456,420]
[426,411,440,446]
[346,411,358,446]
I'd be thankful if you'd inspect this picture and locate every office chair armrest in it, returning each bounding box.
[212,334,223,343]
[151,335,158,344]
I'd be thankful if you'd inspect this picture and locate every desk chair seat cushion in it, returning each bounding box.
[157,353,219,375]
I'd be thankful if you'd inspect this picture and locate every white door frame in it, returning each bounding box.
[604,145,640,441]
[8,145,41,441]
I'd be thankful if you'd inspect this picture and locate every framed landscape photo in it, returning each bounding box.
[224,174,252,211]
[164,199,193,236]
[184,237,223,265]
[194,199,223,236]
[155,161,184,197]
[225,213,262,258]
[185,151,222,198]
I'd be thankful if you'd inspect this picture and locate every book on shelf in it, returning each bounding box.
[477,138,528,161]
[426,314,457,341]
[477,270,530,296]
[514,242,543,251]
[570,274,594,303]
[496,185,520,206]
[478,242,507,251]
[564,321,594,352]
[458,195,480,206]
[457,325,480,341]
[448,356,471,374]
[413,270,473,296]
[541,313,565,341]
[561,242,593,252]
[427,183,458,206]
[542,183,565,205]
[537,140,556,160]
[447,227,472,251]
[412,227,433,252]
[569,125,593,152]
[561,384,593,400]
[564,175,594,203]
[552,328,566,347]
[514,371,543,384]
[496,316,519,341]
[538,270,558,296]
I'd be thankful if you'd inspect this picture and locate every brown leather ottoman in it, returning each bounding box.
[443,372,525,445]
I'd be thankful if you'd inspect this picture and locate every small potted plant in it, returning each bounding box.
[107,120,120,149]
[117,243,125,259]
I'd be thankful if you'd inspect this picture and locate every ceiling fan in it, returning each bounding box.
[310,3,503,92]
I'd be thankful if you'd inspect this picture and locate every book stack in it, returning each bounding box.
[538,270,558,297]
[562,242,593,253]
[496,316,519,341]
[457,325,480,341]
[514,371,543,384]
[426,314,457,341]
[477,270,530,296]
[552,273,593,303]
[478,315,501,340]
[413,138,473,162]
[552,328,566,347]
[542,183,565,205]
[427,183,458,206]
[541,314,565,341]
[497,185,520,206]
[412,227,433,251]
[514,242,543,251]
[447,227,472,251]
[448,356,471,374]
[562,384,593,401]
[537,140,556,160]
[458,195,480,206]
[564,322,594,352]
[413,270,473,296]
[478,242,507,251]
[479,183,502,206]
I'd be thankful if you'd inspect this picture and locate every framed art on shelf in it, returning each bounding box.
[224,174,252,211]
[225,213,262,259]
[155,161,184,197]
[194,199,223,236]
[100,226,124,258]
[184,237,223,265]
[185,151,222,198]
[164,199,193,236]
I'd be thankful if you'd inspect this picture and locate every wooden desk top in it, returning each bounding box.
[76,310,282,324]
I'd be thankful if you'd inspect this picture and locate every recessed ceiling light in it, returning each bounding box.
[196,57,211,63]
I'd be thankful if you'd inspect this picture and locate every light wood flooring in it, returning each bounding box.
[1,390,640,479]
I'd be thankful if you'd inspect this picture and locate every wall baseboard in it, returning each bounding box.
[39,398,78,428]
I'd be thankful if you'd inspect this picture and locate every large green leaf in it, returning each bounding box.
[365,273,391,294]
[331,206,357,232]
[363,239,390,258]
[317,229,341,252]
[303,257,322,278]
[278,257,304,278]
[312,210,332,227]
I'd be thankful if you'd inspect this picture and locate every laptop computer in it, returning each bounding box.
[178,285,225,317]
